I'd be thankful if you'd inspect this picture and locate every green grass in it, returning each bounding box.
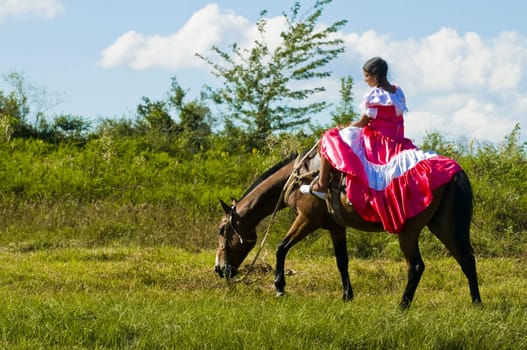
[0,246,526,349]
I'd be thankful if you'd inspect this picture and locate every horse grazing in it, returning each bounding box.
[214,149,482,309]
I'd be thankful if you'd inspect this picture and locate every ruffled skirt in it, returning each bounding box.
[320,127,460,233]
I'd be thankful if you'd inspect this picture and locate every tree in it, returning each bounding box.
[330,75,357,126]
[134,77,213,155]
[0,72,63,141]
[198,0,347,150]
[51,114,91,143]
[0,73,32,140]
[136,97,174,133]
[168,78,213,154]
[168,77,212,134]
[0,91,24,141]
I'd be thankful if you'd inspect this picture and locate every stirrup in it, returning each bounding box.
[299,176,327,200]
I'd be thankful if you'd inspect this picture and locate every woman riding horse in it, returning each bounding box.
[215,57,481,309]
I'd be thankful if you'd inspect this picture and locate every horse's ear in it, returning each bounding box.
[219,198,231,214]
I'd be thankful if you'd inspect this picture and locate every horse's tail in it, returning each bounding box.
[454,170,474,254]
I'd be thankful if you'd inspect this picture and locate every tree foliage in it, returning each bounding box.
[0,73,34,140]
[198,0,347,149]
[130,77,214,156]
[330,76,357,126]
[0,90,23,141]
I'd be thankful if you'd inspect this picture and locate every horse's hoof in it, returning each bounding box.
[276,291,287,298]
[398,300,411,311]
[342,293,354,302]
[472,299,484,308]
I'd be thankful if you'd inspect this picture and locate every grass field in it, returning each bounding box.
[0,245,526,349]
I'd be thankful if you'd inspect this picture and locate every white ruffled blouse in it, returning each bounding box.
[360,86,408,118]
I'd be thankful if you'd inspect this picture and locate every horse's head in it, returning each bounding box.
[214,198,257,279]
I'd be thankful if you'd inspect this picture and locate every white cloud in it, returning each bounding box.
[0,0,64,21]
[100,4,251,70]
[99,31,147,69]
[404,111,449,140]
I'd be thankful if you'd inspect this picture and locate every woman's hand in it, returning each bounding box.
[350,114,371,128]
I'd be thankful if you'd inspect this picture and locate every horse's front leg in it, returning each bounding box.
[329,227,353,301]
[274,239,291,297]
[274,216,316,297]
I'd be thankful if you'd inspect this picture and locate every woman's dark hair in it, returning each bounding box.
[362,57,388,84]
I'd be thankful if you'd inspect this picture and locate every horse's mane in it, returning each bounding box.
[239,152,298,200]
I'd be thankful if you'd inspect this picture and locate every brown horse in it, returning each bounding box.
[214,149,482,309]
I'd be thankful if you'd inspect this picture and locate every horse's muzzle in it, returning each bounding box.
[214,265,238,279]
[214,265,224,278]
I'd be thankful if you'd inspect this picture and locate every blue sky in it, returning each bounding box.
[2,0,527,143]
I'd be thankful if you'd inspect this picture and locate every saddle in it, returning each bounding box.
[287,149,350,228]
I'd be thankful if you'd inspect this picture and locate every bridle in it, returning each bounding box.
[219,206,256,280]
[219,217,233,279]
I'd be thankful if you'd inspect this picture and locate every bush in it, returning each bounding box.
[1,126,526,258]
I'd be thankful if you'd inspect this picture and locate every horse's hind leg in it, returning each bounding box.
[429,225,481,304]
[428,221,482,305]
[428,177,482,305]
[459,254,482,305]
[329,227,353,301]
[398,229,425,309]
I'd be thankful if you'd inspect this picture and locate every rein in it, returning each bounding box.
[236,140,320,284]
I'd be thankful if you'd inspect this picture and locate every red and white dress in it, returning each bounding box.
[320,86,460,233]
